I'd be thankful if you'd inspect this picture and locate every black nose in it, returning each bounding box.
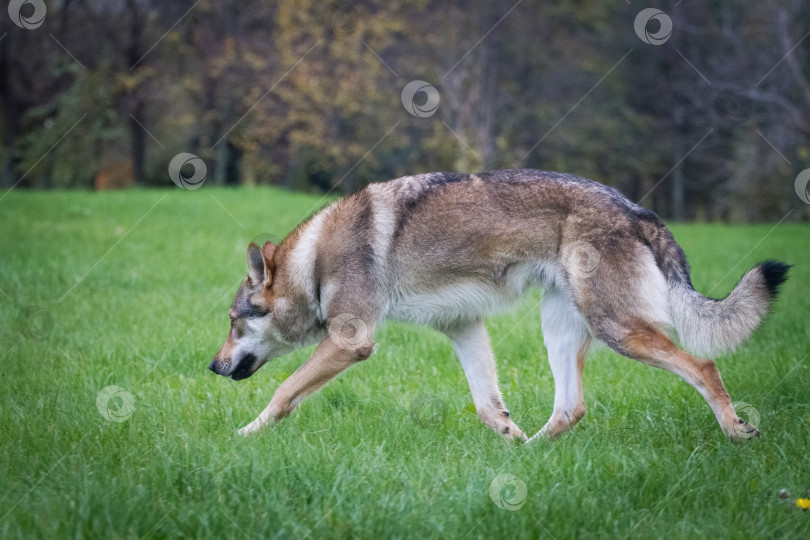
[209,359,218,373]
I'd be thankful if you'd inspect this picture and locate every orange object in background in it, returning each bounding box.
[94,160,134,190]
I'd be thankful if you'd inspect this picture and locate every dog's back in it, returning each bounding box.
[315,169,786,356]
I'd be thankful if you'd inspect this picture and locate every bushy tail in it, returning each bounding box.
[667,260,790,358]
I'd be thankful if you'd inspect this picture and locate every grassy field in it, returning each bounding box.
[1,187,809,539]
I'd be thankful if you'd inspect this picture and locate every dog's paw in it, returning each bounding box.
[480,409,527,442]
[729,418,761,442]
[237,420,264,436]
[497,420,528,443]
[527,426,553,443]
[511,429,529,444]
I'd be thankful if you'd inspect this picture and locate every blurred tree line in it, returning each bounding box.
[1,0,808,221]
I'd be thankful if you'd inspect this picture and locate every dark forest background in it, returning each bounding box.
[1,0,809,221]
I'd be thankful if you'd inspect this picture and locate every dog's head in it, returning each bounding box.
[209,242,293,380]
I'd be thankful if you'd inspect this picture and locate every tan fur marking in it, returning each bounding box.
[623,322,749,439]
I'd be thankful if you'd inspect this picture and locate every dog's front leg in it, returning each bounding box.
[444,319,528,441]
[238,334,374,436]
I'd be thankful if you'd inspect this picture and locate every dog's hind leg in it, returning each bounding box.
[592,320,758,441]
[443,319,527,441]
[565,241,758,441]
[530,287,591,441]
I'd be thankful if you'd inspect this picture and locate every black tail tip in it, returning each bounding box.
[758,260,791,298]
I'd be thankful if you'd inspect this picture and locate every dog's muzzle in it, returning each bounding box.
[209,354,258,380]
[209,357,224,375]
[230,354,258,381]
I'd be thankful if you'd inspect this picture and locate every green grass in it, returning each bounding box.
[1,187,809,539]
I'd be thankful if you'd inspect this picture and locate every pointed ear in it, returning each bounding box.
[247,242,267,286]
[262,241,276,267]
[261,241,277,288]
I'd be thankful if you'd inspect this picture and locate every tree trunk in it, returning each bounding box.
[671,145,685,221]
[0,18,18,188]
[214,138,229,186]
[125,0,146,186]
[476,7,499,170]
[129,105,146,185]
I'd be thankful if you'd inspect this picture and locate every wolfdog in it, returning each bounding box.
[209,169,789,441]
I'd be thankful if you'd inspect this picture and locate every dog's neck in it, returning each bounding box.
[269,220,326,345]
